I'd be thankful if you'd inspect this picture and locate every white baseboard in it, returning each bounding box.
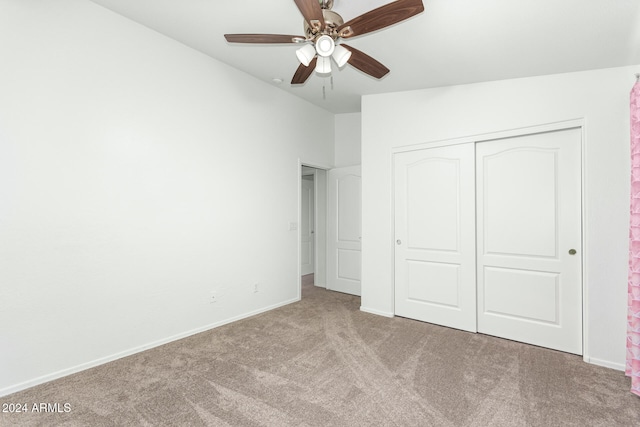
[0,298,300,398]
[584,356,625,372]
[360,306,394,318]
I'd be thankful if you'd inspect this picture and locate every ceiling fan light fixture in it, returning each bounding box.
[296,44,316,67]
[315,56,332,75]
[315,35,335,57]
[224,0,426,84]
[332,44,352,68]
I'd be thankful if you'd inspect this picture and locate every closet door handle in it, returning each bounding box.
[568,249,577,255]
[396,239,402,245]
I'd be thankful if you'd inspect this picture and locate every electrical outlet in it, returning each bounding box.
[253,283,259,293]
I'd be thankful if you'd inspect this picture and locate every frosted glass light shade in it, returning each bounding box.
[332,45,352,68]
[315,35,335,57]
[296,44,316,67]
[315,56,332,74]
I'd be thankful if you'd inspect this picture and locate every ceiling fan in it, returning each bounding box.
[224,0,424,84]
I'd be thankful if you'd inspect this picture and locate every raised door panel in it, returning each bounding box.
[337,175,361,244]
[407,158,459,252]
[406,260,460,308]
[482,267,559,324]
[337,249,361,282]
[483,148,557,258]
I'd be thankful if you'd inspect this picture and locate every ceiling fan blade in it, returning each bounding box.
[337,0,424,38]
[293,0,325,30]
[291,57,318,85]
[224,34,305,44]
[342,44,390,79]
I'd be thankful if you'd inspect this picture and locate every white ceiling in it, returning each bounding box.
[87,0,640,114]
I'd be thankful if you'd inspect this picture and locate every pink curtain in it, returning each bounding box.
[628,76,640,396]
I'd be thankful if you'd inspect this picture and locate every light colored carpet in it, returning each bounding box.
[2,276,640,426]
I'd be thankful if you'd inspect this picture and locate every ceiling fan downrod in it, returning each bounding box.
[319,0,334,10]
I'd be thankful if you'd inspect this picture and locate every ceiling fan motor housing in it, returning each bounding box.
[304,9,344,40]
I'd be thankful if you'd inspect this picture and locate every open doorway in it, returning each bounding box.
[300,165,327,295]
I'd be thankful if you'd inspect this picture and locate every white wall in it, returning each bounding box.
[0,0,334,396]
[361,65,639,369]
[334,113,362,167]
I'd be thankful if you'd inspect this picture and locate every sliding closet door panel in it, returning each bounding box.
[476,128,582,355]
[394,143,476,332]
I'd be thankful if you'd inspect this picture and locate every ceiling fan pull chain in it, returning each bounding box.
[322,83,326,100]
[331,75,334,90]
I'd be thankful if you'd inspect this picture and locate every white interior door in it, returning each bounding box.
[476,128,582,354]
[394,143,477,332]
[301,176,315,276]
[327,166,361,296]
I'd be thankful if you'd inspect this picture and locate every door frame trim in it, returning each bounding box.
[298,159,331,300]
[300,172,315,276]
[390,119,588,361]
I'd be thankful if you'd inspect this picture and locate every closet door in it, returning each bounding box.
[476,128,582,354]
[394,143,476,332]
